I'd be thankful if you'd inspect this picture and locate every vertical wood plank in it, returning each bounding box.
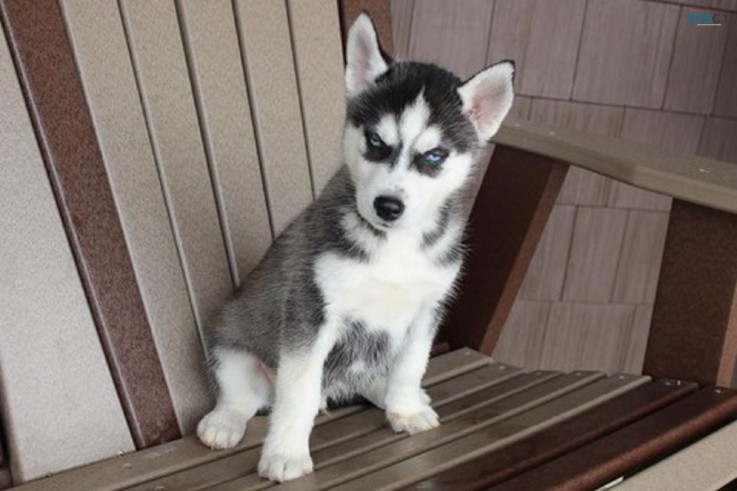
[233,0,314,234]
[622,306,654,373]
[493,301,551,369]
[562,207,628,303]
[713,19,737,117]
[645,199,737,386]
[611,211,670,305]
[0,10,134,481]
[572,0,679,107]
[440,146,568,355]
[286,0,346,194]
[487,0,586,98]
[390,0,414,58]
[664,7,729,114]
[177,0,272,283]
[120,0,234,335]
[407,0,494,79]
[540,303,636,372]
[518,205,576,301]
[338,0,394,55]
[0,0,179,449]
[61,0,210,435]
[699,117,737,163]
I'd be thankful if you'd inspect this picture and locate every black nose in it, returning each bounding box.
[373,195,404,221]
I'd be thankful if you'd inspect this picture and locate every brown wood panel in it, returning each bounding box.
[440,145,568,355]
[338,0,394,54]
[572,0,679,107]
[406,379,696,490]
[664,7,729,114]
[0,0,178,448]
[390,0,413,58]
[645,199,737,386]
[407,0,494,79]
[488,387,737,491]
[487,0,586,98]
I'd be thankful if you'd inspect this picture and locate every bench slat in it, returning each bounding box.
[0,4,135,480]
[216,371,602,490]
[328,374,649,490]
[232,0,314,234]
[10,349,484,491]
[488,387,737,491]
[177,0,273,284]
[60,0,211,436]
[408,378,697,489]
[132,363,523,491]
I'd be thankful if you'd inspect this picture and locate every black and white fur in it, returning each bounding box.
[197,13,515,482]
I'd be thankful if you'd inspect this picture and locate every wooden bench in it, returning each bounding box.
[1,0,736,489]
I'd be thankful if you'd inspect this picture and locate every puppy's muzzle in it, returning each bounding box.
[373,195,404,222]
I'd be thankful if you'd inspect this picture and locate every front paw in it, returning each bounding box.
[386,404,439,434]
[258,449,314,482]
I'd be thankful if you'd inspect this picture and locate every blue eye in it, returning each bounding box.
[423,149,447,166]
[366,132,385,149]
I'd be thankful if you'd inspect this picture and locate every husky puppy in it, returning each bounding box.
[197,13,514,482]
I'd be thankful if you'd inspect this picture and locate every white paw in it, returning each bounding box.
[258,450,314,482]
[197,407,247,450]
[419,388,431,405]
[386,404,439,434]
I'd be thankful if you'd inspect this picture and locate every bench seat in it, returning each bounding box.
[9,349,737,491]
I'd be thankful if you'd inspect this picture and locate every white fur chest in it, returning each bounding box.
[314,230,460,344]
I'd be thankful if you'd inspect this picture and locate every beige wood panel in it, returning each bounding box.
[540,303,637,373]
[11,349,487,491]
[390,0,414,58]
[622,306,654,373]
[699,117,737,163]
[713,18,737,117]
[329,374,648,490]
[0,26,134,482]
[618,417,737,490]
[664,7,729,114]
[119,0,233,334]
[493,300,551,369]
[528,99,623,206]
[233,0,313,234]
[487,0,586,98]
[286,0,346,194]
[572,0,679,107]
[177,0,272,285]
[611,210,670,305]
[407,0,494,79]
[711,0,737,10]
[519,204,576,301]
[563,207,628,303]
[61,0,209,434]
[494,120,737,214]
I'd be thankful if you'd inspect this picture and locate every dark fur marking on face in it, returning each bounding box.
[347,62,478,154]
[422,200,452,248]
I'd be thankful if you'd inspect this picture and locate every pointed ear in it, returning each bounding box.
[457,61,515,141]
[345,13,389,98]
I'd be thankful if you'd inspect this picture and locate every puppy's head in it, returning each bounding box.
[343,13,515,231]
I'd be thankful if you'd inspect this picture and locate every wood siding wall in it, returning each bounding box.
[392,0,737,374]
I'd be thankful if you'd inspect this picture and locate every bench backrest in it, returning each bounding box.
[0,0,349,482]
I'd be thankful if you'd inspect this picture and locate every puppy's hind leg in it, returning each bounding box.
[198,348,272,450]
